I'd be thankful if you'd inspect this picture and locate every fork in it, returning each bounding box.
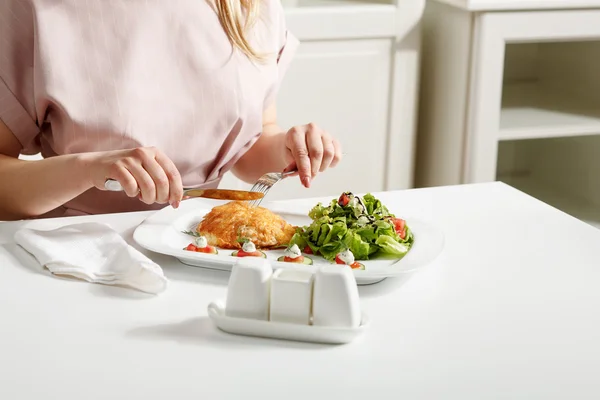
[248,168,297,207]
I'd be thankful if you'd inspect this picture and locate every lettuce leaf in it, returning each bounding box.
[362,193,392,218]
[290,232,307,249]
[318,241,346,261]
[375,235,411,257]
[323,219,348,244]
[343,232,370,260]
[308,203,329,220]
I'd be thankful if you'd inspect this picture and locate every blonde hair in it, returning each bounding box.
[215,0,265,61]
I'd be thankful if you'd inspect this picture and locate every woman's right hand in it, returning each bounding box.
[83,147,184,208]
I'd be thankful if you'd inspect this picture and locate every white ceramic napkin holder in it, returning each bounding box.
[207,258,369,344]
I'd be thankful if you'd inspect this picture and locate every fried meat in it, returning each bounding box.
[196,201,296,249]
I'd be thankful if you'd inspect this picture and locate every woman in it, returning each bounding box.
[0,0,342,220]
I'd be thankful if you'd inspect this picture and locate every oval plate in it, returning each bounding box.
[132,198,445,285]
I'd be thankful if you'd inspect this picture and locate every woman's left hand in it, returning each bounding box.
[283,123,343,188]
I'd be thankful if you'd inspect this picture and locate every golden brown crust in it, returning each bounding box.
[196,201,296,249]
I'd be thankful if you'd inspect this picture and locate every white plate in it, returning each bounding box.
[207,300,368,344]
[133,198,445,285]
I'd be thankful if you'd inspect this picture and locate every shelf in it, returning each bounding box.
[283,0,407,40]
[500,174,600,230]
[283,0,395,7]
[500,82,600,141]
[432,0,600,11]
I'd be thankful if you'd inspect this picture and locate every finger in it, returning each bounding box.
[125,163,157,204]
[141,157,170,204]
[320,133,335,172]
[306,126,323,177]
[134,147,179,206]
[283,161,296,173]
[283,161,300,177]
[107,164,138,197]
[330,138,343,168]
[154,151,183,207]
[288,128,312,188]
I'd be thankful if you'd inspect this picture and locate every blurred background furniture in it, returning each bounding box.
[416,0,600,228]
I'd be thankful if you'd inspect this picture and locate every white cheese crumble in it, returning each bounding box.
[242,241,256,253]
[194,236,208,248]
[284,244,302,259]
[338,249,355,265]
[350,196,364,211]
[357,215,370,226]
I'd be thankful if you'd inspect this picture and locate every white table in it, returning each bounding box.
[1,182,600,399]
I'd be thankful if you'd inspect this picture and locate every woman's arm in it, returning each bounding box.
[0,120,94,220]
[0,120,183,221]
[230,104,288,184]
[231,104,342,188]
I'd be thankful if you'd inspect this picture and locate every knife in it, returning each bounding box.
[103,179,264,201]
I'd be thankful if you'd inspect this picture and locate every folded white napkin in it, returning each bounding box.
[14,222,168,294]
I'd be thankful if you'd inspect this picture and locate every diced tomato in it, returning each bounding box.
[338,193,350,207]
[196,245,216,254]
[284,255,305,263]
[185,243,198,251]
[391,218,407,239]
[237,250,262,257]
[303,245,313,255]
[335,255,361,269]
[185,243,217,253]
[391,217,405,232]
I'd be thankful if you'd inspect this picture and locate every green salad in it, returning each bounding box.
[289,192,414,262]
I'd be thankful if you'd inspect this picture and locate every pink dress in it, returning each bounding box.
[0,0,298,217]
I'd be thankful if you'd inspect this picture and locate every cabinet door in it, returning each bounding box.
[219,39,393,200]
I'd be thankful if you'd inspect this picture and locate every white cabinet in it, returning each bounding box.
[219,0,425,200]
[416,0,600,227]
